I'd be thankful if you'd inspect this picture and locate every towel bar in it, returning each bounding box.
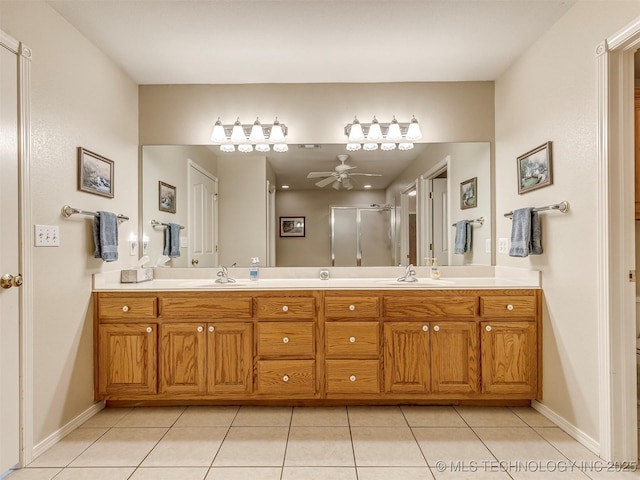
[504,201,569,219]
[61,205,129,224]
[451,217,485,227]
[150,219,184,230]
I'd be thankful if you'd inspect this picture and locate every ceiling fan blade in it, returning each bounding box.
[349,173,382,177]
[307,172,336,178]
[315,176,337,188]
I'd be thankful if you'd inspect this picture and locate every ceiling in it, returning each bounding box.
[49,0,574,190]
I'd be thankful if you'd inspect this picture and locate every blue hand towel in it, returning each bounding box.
[163,223,181,258]
[454,220,471,254]
[93,211,119,262]
[509,208,543,257]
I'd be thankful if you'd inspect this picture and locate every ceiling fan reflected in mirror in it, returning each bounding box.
[306,154,382,190]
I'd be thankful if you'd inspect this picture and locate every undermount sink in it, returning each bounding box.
[375,278,454,286]
[180,280,249,288]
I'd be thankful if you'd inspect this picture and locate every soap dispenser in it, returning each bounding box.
[430,258,441,280]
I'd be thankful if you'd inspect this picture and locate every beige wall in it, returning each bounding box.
[494,1,640,444]
[1,2,139,447]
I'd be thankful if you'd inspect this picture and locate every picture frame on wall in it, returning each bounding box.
[517,141,553,194]
[78,147,114,198]
[280,216,305,237]
[460,177,477,209]
[158,181,177,213]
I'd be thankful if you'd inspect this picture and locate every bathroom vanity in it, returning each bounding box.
[93,269,541,406]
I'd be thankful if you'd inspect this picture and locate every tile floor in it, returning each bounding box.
[5,405,640,479]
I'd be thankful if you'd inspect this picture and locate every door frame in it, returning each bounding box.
[0,30,33,467]
[400,182,416,266]
[418,156,450,267]
[596,17,640,462]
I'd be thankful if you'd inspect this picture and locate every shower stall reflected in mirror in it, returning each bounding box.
[331,205,395,267]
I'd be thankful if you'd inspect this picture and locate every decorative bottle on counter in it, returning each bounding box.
[250,257,260,281]
[430,258,440,279]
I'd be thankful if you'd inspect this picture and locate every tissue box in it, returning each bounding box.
[120,268,154,283]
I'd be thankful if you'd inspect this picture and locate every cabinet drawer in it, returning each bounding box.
[257,322,315,357]
[383,296,477,318]
[326,322,379,357]
[257,360,315,395]
[326,360,379,394]
[99,296,158,320]
[325,297,379,318]
[160,296,252,319]
[256,297,315,319]
[480,296,536,318]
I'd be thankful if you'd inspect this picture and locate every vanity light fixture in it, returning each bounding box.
[344,115,422,151]
[211,116,289,153]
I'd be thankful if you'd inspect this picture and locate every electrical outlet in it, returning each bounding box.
[498,237,509,254]
[485,238,491,254]
[35,225,60,247]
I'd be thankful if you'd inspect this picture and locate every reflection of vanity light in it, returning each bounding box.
[238,144,253,153]
[281,185,290,189]
[142,235,149,254]
[128,233,138,256]
[363,184,372,189]
[408,190,417,196]
[398,142,414,151]
[220,144,235,153]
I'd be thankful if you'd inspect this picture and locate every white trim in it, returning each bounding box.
[596,17,640,463]
[531,401,600,456]
[400,182,416,266]
[30,402,104,462]
[418,156,450,267]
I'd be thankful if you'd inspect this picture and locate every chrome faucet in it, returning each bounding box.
[215,265,236,284]
[398,264,418,282]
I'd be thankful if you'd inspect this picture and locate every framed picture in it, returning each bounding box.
[280,216,305,237]
[517,141,553,194]
[159,181,177,213]
[460,177,477,210]
[78,147,114,198]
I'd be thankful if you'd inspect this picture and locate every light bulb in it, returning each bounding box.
[367,116,383,141]
[269,117,286,143]
[273,143,288,152]
[380,142,396,151]
[220,144,235,153]
[386,116,402,141]
[406,115,422,141]
[363,143,378,151]
[348,116,365,142]
[249,117,265,142]
[398,142,414,151]
[211,117,226,142]
[255,143,270,152]
[238,144,253,153]
[346,143,362,151]
[230,117,246,143]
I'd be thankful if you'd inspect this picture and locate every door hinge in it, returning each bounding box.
[429,243,434,251]
[630,270,636,282]
[215,245,218,253]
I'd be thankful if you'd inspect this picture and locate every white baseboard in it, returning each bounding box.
[30,401,105,462]
[532,400,601,456]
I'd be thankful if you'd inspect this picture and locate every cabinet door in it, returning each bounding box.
[208,322,253,394]
[383,322,430,393]
[481,321,537,395]
[431,322,479,394]
[98,323,157,396]
[159,323,207,394]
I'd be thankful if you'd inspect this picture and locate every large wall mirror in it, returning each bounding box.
[141,142,492,268]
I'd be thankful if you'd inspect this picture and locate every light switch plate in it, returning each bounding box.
[179,236,188,248]
[498,237,509,254]
[35,225,60,247]
[485,238,491,253]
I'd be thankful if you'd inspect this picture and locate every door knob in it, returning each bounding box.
[1,273,22,289]
[191,259,199,266]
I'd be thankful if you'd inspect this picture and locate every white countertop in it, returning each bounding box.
[93,266,540,291]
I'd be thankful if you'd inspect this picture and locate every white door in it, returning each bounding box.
[0,41,21,472]
[189,161,218,267]
[431,177,448,266]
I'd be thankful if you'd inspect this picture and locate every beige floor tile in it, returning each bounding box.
[432,467,512,479]
[348,406,408,427]
[285,427,354,467]
[455,407,528,427]
[581,466,640,479]
[282,467,357,479]
[291,406,348,426]
[533,427,601,463]
[114,407,185,428]
[402,406,466,427]
[68,427,168,467]
[351,427,426,466]
[510,407,557,427]
[474,427,567,463]
[174,406,238,427]
[357,466,435,480]
[5,469,62,480]
[79,408,133,428]
[205,467,282,480]
[232,406,292,426]
[510,469,590,479]
[413,427,496,466]
[130,467,209,480]
[28,428,108,467]
[141,427,228,467]
[212,426,289,466]
[49,467,135,480]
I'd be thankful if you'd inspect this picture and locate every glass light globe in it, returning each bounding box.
[386,116,402,142]
[348,116,365,142]
[238,144,253,153]
[398,142,414,151]
[249,117,265,142]
[405,115,422,141]
[255,143,270,152]
[269,117,286,143]
[230,117,246,143]
[273,143,288,152]
[346,143,362,152]
[380,142,396,151]
[363,142,378,151]
[220,144,235,153]
[367,116,383,142]
[211,117,226,142]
